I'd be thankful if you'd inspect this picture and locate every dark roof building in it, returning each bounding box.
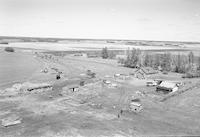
[156,81,178,93]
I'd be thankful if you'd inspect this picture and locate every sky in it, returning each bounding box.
[0,0,200,42]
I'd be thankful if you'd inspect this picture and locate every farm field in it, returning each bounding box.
[0,42,183,51]
[1,44,200,136]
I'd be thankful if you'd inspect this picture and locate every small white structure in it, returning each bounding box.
[114,74,130,80]
[102,80,118,88]
[67,84,79,92]
[103,80,111,85]
[146,80,157,87]
[114,74,121,77]
[41,68,48,73]
[129,102,143,113]
[111,83,118,88]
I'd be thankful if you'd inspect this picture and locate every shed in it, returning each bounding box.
[67,84,79,92]
[129,102,143,113]
[114,74,130,80]
[156,81,178,93]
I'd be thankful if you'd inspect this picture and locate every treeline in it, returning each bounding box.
[117,48,200,74]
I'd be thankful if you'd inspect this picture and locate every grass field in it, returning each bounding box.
[0,51,42,88]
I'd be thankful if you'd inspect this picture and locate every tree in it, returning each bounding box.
[160,52,171,71]
[4,47,15,52]
[124,48,131,67]
[176,54,181,72]
[108,51,115,59]
[118,58,126,65]
[174,54,189,73]
[197,55,200,70]
[101,47,109,59]
[144,53,151,67]
[188,51,194,65]
[153,54,161,69]
[124,48,141,68]
[143,53,154,67]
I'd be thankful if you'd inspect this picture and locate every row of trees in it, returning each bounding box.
[118,48,200,74]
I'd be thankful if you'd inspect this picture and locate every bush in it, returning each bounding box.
[4,47,15,52]
[118,58,126,64]
[108,51,116,59]
[102,47,109,59]
[0,42,8,44]
[182,71,200,78]
[162,71,168,75]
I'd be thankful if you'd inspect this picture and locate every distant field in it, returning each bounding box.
[0,42,183,51]
[1,36,200,52]
[0,52,41,88]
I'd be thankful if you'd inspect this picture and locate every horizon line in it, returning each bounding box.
[0,35,200,44]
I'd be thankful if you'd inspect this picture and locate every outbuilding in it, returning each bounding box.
[129,102,143,113]
[67,84,79,92]
[156,81,178,93]
[114,73,130,80]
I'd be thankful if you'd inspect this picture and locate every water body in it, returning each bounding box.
[0,51,41,89]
